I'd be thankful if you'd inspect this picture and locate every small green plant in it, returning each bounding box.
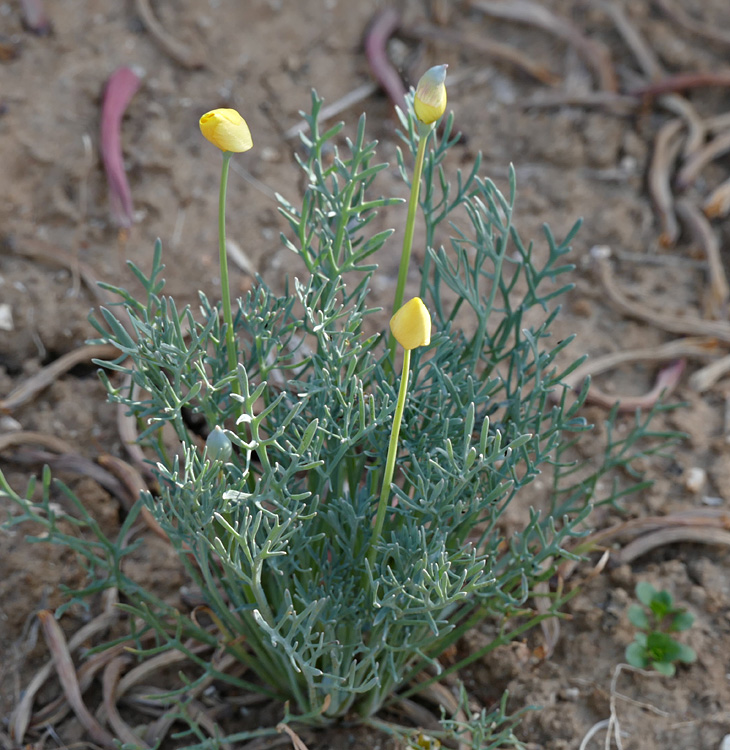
[625,581,697,676]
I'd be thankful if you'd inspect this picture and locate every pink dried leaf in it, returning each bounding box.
[20,0,52,35]
[100,67,141,229]
[364,8,407,112]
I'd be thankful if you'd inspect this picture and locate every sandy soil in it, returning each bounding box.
[1,1,729,748]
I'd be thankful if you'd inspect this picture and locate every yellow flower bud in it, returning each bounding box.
[390,297,431,351]
[414,64,448,125]
[199,108,253,153]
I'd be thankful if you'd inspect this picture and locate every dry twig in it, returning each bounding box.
[0,431,75,455]
[675,199,730,318]
[37,611,117,748]
[633,71,730,98]
[470,0,617,91]
[11,590,119,743]
[595,0,662,80]
[283,82,379,140]
[102,657,150,748]
[572,358,686,412]
[403,22,560,85]
[618,525,730,563]
[703,177,730,218]
[594,253,730,343]
[648,119,684,246]
[116,375,157,486]
[97,453,168,541]
[5,449,130,502]
[653,0,730,49]
[2,235,110,306]
[134,0,204,69]
[676,129,730,190]
[0,343,120,412]
[560,509,730,580]
[563,337,719,386]
[691,353,730,392]
[659,96,705,158]
[595,1,706,160]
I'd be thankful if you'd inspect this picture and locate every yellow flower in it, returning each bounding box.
[414,64,448,125]
[390,297,431,350]
[199,108,253,153]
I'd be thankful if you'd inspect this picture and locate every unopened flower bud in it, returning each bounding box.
[206,425,232,462]
[414,64,448,125]
[199,108,253,153]
[390,297,431,351]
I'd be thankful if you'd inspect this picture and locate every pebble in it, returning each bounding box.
[559,687,580,701]
[0,303,13,331]
[260,146,281,162]
[684,467,706,494]
[702,495,723,506]
[719,735,730,750]
[0,415,21,432]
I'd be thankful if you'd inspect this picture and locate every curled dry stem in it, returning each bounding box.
[633,71,730,99]
[676,129,730,190]
[675,199,730,319]
[0,343,120,413]
[560,337,719,410]
[653,0,730,49]
[618,525,730,563]
[37,611,117,749]
[403,22,560,85]
[594,254,730,343]
[11,589,119,743]
[97,453,168,541]
[134,0,204,69]
[690,353,730,392]
[648,119,684,247]
[102,656,150,748]
[595,0,663,80]
[704,177,730,218]
[560,509,730,580]
[470,0,617,91]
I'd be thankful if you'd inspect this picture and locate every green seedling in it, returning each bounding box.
[625,581,696,676]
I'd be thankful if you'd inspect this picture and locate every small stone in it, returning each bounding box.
[0,415,22,431]
[609,563,634,588]
[702,495,723,506]
[719,734,730,750]
[260,146,280,162]
[684,467,707,494]
[590,244,612,260]
[571,297,593,317]
[688,585,707,609]
[0,303,13,330]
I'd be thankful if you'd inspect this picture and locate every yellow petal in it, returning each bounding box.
[390,297,432,350]
[199,108,253,153]
[414,64,448,125]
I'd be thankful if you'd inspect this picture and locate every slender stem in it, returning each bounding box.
[218,152,239,391]
[468,214,510,368]
[367,349,411,568]
[387,132,429,360]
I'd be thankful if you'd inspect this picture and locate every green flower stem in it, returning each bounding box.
[367,348,411,568]
[218,151,239,394]
[387,130,429,360]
